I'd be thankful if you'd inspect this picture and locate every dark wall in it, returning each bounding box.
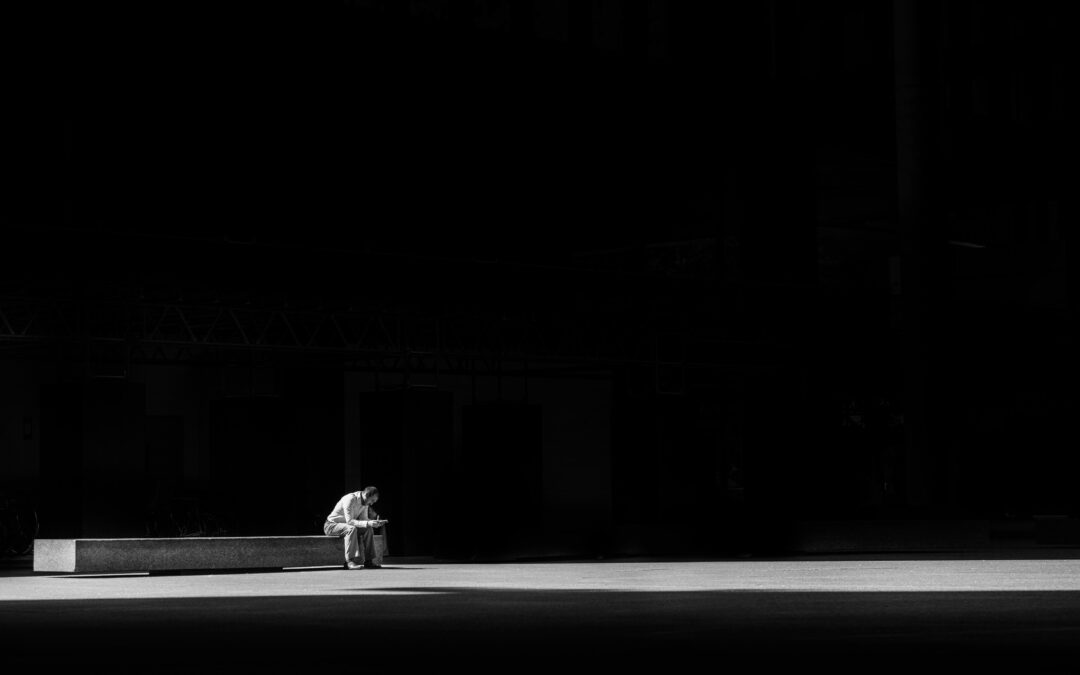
[38,382,84,538]
[460,402,544,559]
[8,1,1080,555]
[356,390,454,557]
[209,368,344,536]
[611,366,814,557]
[35,366,344,539]
[39,379,145,538]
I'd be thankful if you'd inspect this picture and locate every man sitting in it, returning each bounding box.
[324,486,387,569]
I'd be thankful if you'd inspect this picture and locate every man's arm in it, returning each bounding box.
[327,494,363,526]
[326,495,347,524]
[343,494,373,528]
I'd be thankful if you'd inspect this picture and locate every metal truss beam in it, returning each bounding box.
[0,295,792,373]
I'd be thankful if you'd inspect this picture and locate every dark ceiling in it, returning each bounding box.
[4,2,1073,371]
[10,2,903,266]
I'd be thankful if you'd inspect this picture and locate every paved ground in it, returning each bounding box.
[4,554,1080,673]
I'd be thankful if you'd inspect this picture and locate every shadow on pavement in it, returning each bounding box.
[2,587,1079,672]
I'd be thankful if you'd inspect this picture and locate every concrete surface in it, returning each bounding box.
[33,535,387,573]
[4,555,1080,673]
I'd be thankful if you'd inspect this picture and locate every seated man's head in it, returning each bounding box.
[362,486,379,506]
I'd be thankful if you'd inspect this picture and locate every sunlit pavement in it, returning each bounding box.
[4,555,1080,672]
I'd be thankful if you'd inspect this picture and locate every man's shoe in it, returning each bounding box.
[363,561,382,569]
[346,561,364,570]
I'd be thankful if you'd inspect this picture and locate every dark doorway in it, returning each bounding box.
[461,402,543,559]
[357,389,454,557]
[210,396,290,535]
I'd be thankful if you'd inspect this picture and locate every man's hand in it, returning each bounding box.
[354,519,386,528]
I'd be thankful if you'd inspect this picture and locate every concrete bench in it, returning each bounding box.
[33,534,387,574]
